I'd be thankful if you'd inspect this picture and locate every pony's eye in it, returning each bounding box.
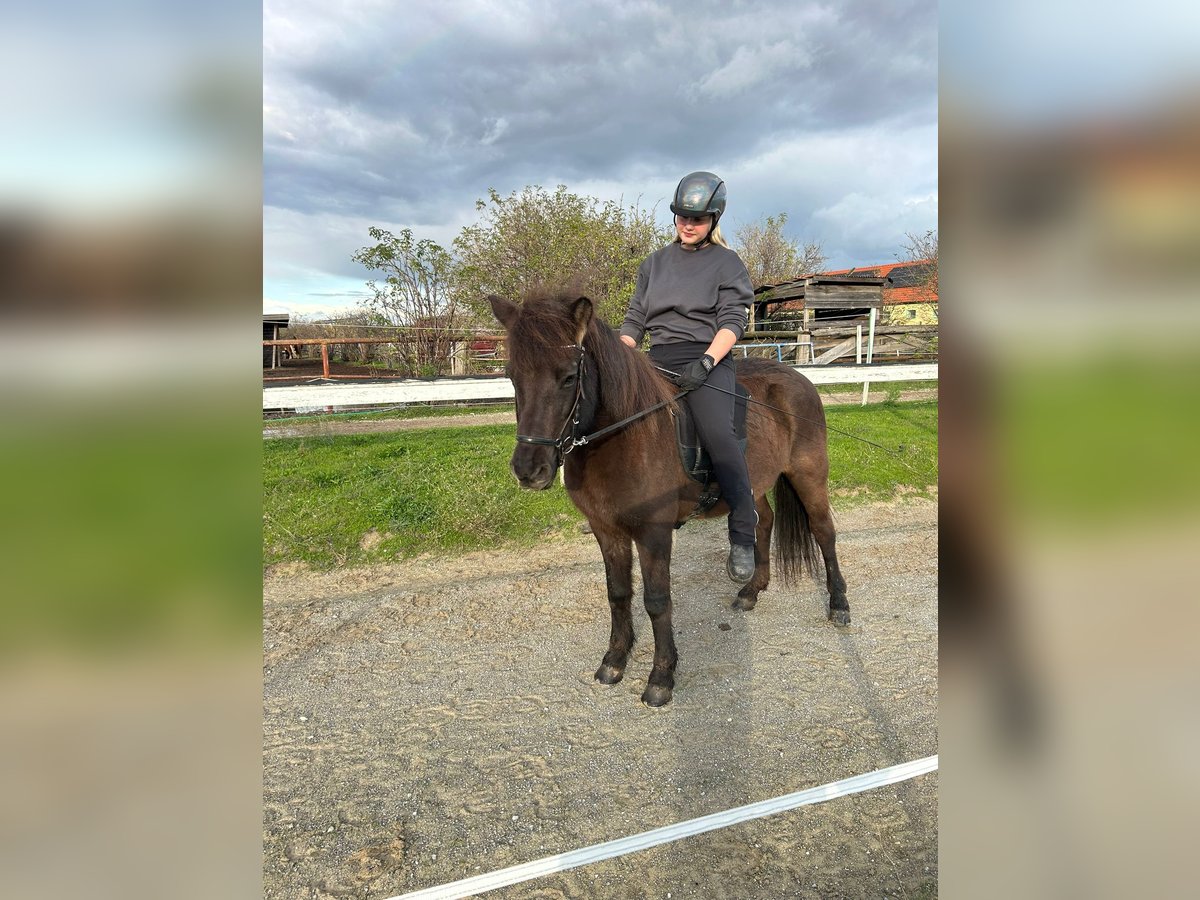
[561,373,577,387]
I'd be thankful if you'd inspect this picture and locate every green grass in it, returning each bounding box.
[264,425,580,568]
[818,378,939,397]
[263,398,938,569]
[825,399,938,501]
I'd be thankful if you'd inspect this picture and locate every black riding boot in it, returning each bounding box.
[727,541,755,584]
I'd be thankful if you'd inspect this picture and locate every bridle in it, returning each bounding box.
[514,342,685,464]
[514,343,589,459]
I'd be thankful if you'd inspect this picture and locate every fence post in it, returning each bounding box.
[861,308,877,405]
[321,342,330,379]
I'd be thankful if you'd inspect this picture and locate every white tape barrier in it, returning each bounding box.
[263,364,938,410]
[389,754,938,900]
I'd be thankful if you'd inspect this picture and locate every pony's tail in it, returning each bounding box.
[773,474,822,584]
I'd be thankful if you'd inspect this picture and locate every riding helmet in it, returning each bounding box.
[670,171,727,226]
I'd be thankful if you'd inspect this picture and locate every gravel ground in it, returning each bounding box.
[263,498,937,899]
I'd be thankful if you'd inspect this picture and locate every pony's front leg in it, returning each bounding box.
[634,526,677,707]
[592,524,634,685]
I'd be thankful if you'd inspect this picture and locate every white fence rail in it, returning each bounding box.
[263,363,937,410]
[390,754,939,900]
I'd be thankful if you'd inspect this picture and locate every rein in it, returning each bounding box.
[517,347,907,467]
[653,364,906,457]
[516,343,685,459]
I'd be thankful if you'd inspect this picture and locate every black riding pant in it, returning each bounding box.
[650,342,757,546]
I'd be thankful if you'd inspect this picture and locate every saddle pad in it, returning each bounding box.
[672,382,750,486]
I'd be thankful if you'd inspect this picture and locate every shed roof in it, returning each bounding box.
[755,259,936,306]
[754,273,886,304]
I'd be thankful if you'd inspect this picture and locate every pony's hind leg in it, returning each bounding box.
[780,463,849,625]
[592,524,635,685]
[734,494,775,611]
[634,526,677,707]
[798,481,849,626]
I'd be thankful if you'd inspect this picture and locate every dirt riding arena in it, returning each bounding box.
[263,499,937,899]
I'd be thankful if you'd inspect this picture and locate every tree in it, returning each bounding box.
[453,185,670,326]
[352,226,460,376]
[734,212,826,287]
[900,228,938,298]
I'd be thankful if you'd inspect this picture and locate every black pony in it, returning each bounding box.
[491,290,848,706]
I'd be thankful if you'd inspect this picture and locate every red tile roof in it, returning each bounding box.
[754,259,937,306]
[818,260,937,305]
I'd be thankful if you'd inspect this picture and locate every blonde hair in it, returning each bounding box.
[671,219,729,248]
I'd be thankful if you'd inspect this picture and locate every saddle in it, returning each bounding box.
[670,381,750,524]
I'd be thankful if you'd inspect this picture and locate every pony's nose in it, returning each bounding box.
[511,447,556,490]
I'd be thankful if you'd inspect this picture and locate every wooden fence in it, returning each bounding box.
[736,324,937,366]
[264,323,937,379]
[262,336,503,379]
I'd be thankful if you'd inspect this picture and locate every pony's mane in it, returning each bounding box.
[507,290,674,425]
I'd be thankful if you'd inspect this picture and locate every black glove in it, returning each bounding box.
[674,355,715,392]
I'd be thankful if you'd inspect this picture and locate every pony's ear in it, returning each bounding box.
[569,296,593,345]
[489,295,519,330]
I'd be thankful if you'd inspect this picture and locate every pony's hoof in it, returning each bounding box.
[829,608,851,627]
[733,592,759,611]
[594,664,624,685]
[641,684,672,707]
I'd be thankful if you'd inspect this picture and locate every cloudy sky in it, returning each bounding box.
[264,0,937,317]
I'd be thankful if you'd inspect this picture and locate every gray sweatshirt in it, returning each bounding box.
[619,242,753,347]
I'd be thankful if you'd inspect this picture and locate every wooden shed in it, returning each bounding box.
[747,263,937,365]
[263,312,290,368]
[751,273,886,332]
[747,274,892,366]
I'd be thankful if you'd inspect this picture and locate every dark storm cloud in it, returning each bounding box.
[264,0,936,305]
[266,0,935,221]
